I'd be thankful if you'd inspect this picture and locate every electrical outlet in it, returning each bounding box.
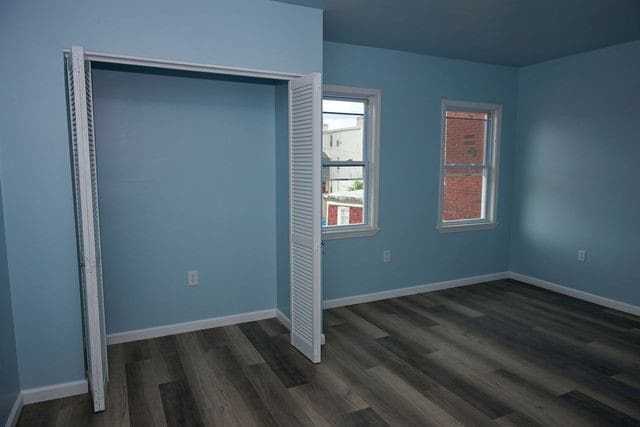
[188,270,199,286]
[577,249,586,263]
[383,250,392,263]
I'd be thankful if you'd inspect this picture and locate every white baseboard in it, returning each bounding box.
[275,309,291,330]
[322,272,510,309]
[107,309,277,345]
[508,272,640,317]
[21,380,88,405]
[5,392,23,427]
[25,269,636,411]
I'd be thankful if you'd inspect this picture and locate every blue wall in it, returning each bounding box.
[92,67,278,333]
[0,180,19,427]
[511,40,640,306]
[2,0,635,398]
[321,42,519,301]
[0,0,321,389]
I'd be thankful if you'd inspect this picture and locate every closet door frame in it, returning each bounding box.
[66,48,303,80]
[66,46,108,412]
[65,47,323,403]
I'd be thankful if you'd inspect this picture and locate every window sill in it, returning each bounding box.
[322,227,379,240]
[437,222,497,233]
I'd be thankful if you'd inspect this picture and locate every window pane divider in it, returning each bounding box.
[323,161,367,167]
[322,111,365,117]
[444,116,488,122]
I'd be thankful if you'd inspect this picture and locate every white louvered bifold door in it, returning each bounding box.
[66,46,108,412]
[289,73,322,363]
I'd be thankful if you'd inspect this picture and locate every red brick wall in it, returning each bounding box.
[443,174,483,221]
[445,111,486,164]
[328,204,337,225]
[443,111,486,221]
[349,206,363,224]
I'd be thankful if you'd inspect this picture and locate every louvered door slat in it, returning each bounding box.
[66,46,108,412]
[289,73,322,363]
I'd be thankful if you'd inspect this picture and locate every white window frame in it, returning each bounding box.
[322,85,381,240]
[437,99,501,233]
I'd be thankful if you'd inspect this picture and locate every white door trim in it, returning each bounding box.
[64,49,303,81]
[68,45,107,412]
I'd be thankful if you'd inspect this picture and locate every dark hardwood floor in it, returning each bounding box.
[18,279,640,426]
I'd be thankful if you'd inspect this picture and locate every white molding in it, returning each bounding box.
[69,46,106,412]
[508,272,640,317]
[64,49,302,81]
[322,85,381,240]
[106,309,276,345]
[14,271,637,412]
[21,380,88,405]
[437,223,498,233]
[24,270,637,411]
[322,227,380,240]
[275,309,291,330]
[437,99,502,231]
[323,85,380,98]
[322,272,509,309]
[5,392,22,427]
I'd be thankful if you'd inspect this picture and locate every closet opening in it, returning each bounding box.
[64,47,322,412]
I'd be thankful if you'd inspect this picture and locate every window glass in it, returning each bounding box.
[321,166,365,227]
[442,168,484,221]
[322,100,365,162]
[323,99,365,115]
[444,111,487,165]
[321,89,379,237]
[439,103,498,229]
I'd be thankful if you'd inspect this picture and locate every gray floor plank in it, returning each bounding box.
[17,279,640,426]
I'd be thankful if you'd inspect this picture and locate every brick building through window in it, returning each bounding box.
[442,110,488,221]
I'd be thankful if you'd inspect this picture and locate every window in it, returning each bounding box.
[322,86,380,239]
[437,100,501,232]
[337,206,350,225]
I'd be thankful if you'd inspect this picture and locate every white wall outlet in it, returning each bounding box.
[383,250,392,263]
[577,249,586,263]
[188,270,199,286]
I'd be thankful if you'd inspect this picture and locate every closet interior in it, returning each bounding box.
[65,46,322,412]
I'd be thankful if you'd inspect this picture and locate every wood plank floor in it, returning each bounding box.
[18,279,640,426]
